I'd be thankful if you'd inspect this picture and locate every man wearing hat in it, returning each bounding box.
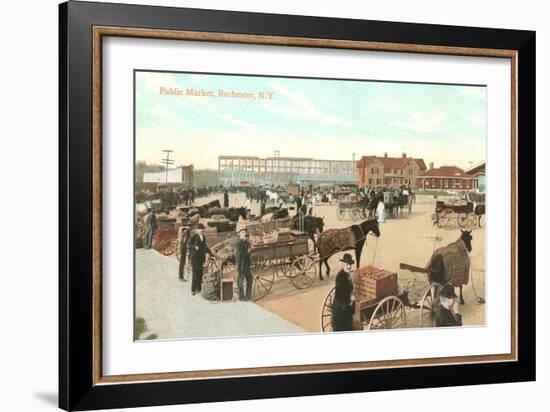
[142,207,157,249]
[235,227,253,301]
[331,253,356,332]
[434,284,463,327]
[189,223,213,295]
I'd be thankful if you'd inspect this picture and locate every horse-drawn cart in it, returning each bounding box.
[209,229,317,301]
[336,198,370,221]
[434,199,477,228]
[320,231,472,331]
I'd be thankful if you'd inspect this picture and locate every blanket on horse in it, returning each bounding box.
[317,227,359,258]
[426,239,470,286]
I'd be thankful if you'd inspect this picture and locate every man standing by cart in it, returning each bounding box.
[235,227,253,301]
[189,223,213,295]
[331,253,356,331]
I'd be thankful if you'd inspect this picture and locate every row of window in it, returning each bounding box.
[219,159,354,170]
[368,167,414,175]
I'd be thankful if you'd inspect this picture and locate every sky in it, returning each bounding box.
[135,70,486,170]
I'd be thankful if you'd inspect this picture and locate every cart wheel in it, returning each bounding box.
[321,287,336,332]
[203,257,220,274]
[160,238,177,256]
[457,212,476,228]
[438,208,454,228]
[275,258,292,278]
[419,282,442,327]
[350,207,362,221]
[252,253,275,301]
[467,213,478,228]
[289,255,317,289]
[336,204,346,221]
[367,296,407,330]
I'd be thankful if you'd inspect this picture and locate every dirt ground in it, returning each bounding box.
[181,191,486,333]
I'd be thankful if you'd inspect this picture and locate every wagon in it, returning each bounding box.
[321,265,420,331]
[336,198,369,221]
[435,200,477,228]
[152,218,180,256]
[320,264,447,332]
[208,230,316,301]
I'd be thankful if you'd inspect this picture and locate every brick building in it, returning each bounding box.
[466,162,486,191]
[416,165,479,191]
[355,153,427,188]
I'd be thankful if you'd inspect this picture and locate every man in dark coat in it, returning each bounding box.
[223,190,229,208]
[142,208,157,249]
[331,253,356,332]
[295,195,303,216]
[434,284,463,327]
[178,227,191,282]
[235,228,253,301]
[189,224,213,295]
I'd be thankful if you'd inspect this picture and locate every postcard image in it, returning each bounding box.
[134,70,486,341]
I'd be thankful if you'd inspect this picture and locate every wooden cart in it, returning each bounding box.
[320,264,442,332]
[208,230,315,301]
[435,200,477,228]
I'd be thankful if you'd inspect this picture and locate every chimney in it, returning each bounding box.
[402,153,407,158]
[384,152,388,158]
[429,162,434,169]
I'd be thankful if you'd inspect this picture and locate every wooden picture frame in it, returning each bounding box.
[59,1,535,410]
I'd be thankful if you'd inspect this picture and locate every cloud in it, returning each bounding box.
[260,83,352,129]
[395,111,447,133]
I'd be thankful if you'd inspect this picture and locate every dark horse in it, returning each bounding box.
[316,219,381,280]
[204,206,248,222]
[291,214,325,251]
[428,229,473,304]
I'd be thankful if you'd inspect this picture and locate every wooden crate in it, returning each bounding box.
[353,265,398,301]
[220,279,234,302]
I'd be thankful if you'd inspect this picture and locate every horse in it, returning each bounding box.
[316,219,380,280]
[291,214,325,251]
[204,206,248,222]
[197,199,222,217]
[427,229,473,304]
[266,189,280,204]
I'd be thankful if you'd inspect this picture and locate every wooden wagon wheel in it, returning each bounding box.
[350,206,363,221]
[274,258,292,278]
[289,255,317,289]
[467,212,478,228]
[367,296,407,330]
[251,253,275,301]
[438,208,454,228]
[203,257,220,274]
[457,212,477,228]
[159,237,177,256]
[321,287,336,332]
[336,204,346,221]
[419,282,443,327]
[478,214,484,228]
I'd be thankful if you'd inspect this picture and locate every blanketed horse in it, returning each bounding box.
[426,229,473,304]
[316,219,380,279]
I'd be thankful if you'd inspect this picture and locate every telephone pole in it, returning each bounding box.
[161,150,174,184]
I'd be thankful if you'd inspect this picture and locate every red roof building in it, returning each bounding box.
[416,165,479,191]
[355,153,427,188]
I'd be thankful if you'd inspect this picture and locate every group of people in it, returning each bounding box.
[178,224,254,301]
[331,253,462,331]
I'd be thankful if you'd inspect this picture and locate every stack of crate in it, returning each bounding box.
[353,265,398,302]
